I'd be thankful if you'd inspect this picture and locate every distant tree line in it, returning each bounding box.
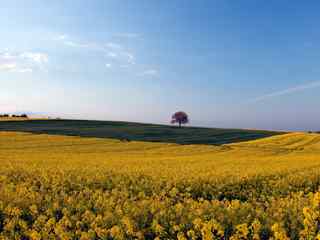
[0,114,28,118]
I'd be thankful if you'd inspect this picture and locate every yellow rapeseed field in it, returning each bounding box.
[1,131,320,239]
[0,118,36,122]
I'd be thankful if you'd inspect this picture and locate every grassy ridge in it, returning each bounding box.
[0,119,283,145]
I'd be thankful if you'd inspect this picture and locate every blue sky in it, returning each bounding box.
[1,1,320,130]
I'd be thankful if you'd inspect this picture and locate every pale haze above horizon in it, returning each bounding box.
[1,1,320,131]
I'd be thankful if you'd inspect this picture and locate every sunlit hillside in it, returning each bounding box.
[1,128,320,239]
[0,131,318,179]
[0,117,31,121]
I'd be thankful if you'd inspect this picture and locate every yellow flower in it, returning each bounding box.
[29,230,41,240]
[272,223,289,240]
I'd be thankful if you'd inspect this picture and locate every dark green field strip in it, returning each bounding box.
[0,119,284,145]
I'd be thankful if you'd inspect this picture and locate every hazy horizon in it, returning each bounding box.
[1,1,320,131]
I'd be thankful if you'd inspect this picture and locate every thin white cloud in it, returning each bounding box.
[140,69,159,77]
[0,50,48,73]
[114,33,140,39]
[107,52,117,58]
[105,42,122,50]
[20,52,48,64]
[55,34,68,41]
[0,63,17,71]
[124,52,135,64]
[55,35,104,51]
[64,41,92,49]
[250,80,320,103]
[1,52,16,60]
[16,68,33,73]
[120,64,131,68]
[56,35,136,66]
[54,34,162,75]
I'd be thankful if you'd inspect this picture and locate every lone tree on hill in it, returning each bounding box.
[171,111,189,128]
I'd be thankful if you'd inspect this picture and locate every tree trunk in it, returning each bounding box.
[179,122,181,128]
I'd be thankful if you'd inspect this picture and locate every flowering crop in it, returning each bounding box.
[0,131,320,239]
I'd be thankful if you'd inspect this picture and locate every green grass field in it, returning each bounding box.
[0,119,282,145]
[0,120,320,239]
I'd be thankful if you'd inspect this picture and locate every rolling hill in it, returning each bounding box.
[1,120,319,239]
[0,119,283,145]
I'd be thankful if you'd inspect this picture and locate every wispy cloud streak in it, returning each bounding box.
[55,35,136,65]
[140,69,158,77]
[250,81,320,103]
[0,50,48,73]
[114,33,140,39]
[54,34,160,76]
